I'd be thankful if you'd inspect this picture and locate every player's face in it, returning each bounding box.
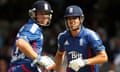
[66,16,81,31]
[36,11,50,26]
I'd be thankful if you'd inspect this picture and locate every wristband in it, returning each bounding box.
[83,59,88,66]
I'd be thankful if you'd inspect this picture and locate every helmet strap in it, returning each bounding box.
[80,14,84,24]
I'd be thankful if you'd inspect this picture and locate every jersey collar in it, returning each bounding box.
[28,18,36,24]
[28,18,42,28]
[77,26,85,37]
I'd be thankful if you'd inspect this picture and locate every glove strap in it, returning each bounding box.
[31,55,41,67]
[31,58,38,67]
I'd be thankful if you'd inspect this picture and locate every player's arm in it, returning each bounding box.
[54,50,65,72]
[87,50,108,65]
[16,38,38,60]
[16,38,56,70]
[87,31,108,65]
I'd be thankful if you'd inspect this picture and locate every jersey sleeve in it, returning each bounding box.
[17,24,41,42]
[87,29,105,53]
[57,33,65,52]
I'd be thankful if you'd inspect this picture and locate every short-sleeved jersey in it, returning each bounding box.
[58,26,105,72]
[10,18,43,67]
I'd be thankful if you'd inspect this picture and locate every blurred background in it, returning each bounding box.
[0,0,120,72]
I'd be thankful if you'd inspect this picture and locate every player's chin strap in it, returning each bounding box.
[36,14,52,27]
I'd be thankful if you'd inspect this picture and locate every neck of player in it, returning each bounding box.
[71,26,81,38]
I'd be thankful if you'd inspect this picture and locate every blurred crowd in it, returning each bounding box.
[0,0,120,72]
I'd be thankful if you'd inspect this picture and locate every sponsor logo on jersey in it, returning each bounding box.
[68,51,82,59]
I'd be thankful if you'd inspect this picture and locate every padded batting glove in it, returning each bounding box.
[69,58,88,71]
[31,55,56,70]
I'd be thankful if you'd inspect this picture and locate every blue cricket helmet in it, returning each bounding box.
[64,5,83,17]
[64,5,85,30]
[29,0,53,26]
[32,0,53,13]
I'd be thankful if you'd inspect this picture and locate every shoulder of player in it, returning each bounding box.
[24,23,41,34]
[85,28,100,40]
[85,28,97,35]
[58,30,68,37]
[58,30,68,40]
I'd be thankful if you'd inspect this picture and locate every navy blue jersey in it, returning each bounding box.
[9,19,43,72]
[58,26,105,72]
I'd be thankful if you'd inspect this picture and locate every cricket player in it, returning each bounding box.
[55,5,108,72]
[8,0,55,72]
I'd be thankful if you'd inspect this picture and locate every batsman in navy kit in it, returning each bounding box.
[8,0,55,72]
[55,5,108,72]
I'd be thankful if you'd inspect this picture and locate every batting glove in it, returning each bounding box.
[69,58,88,71]
[31,55,56,70]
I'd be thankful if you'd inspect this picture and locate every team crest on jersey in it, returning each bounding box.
[64,40,69,45]
[44,3,48,10]
[69,7,73,13]
[80,38,83,46]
